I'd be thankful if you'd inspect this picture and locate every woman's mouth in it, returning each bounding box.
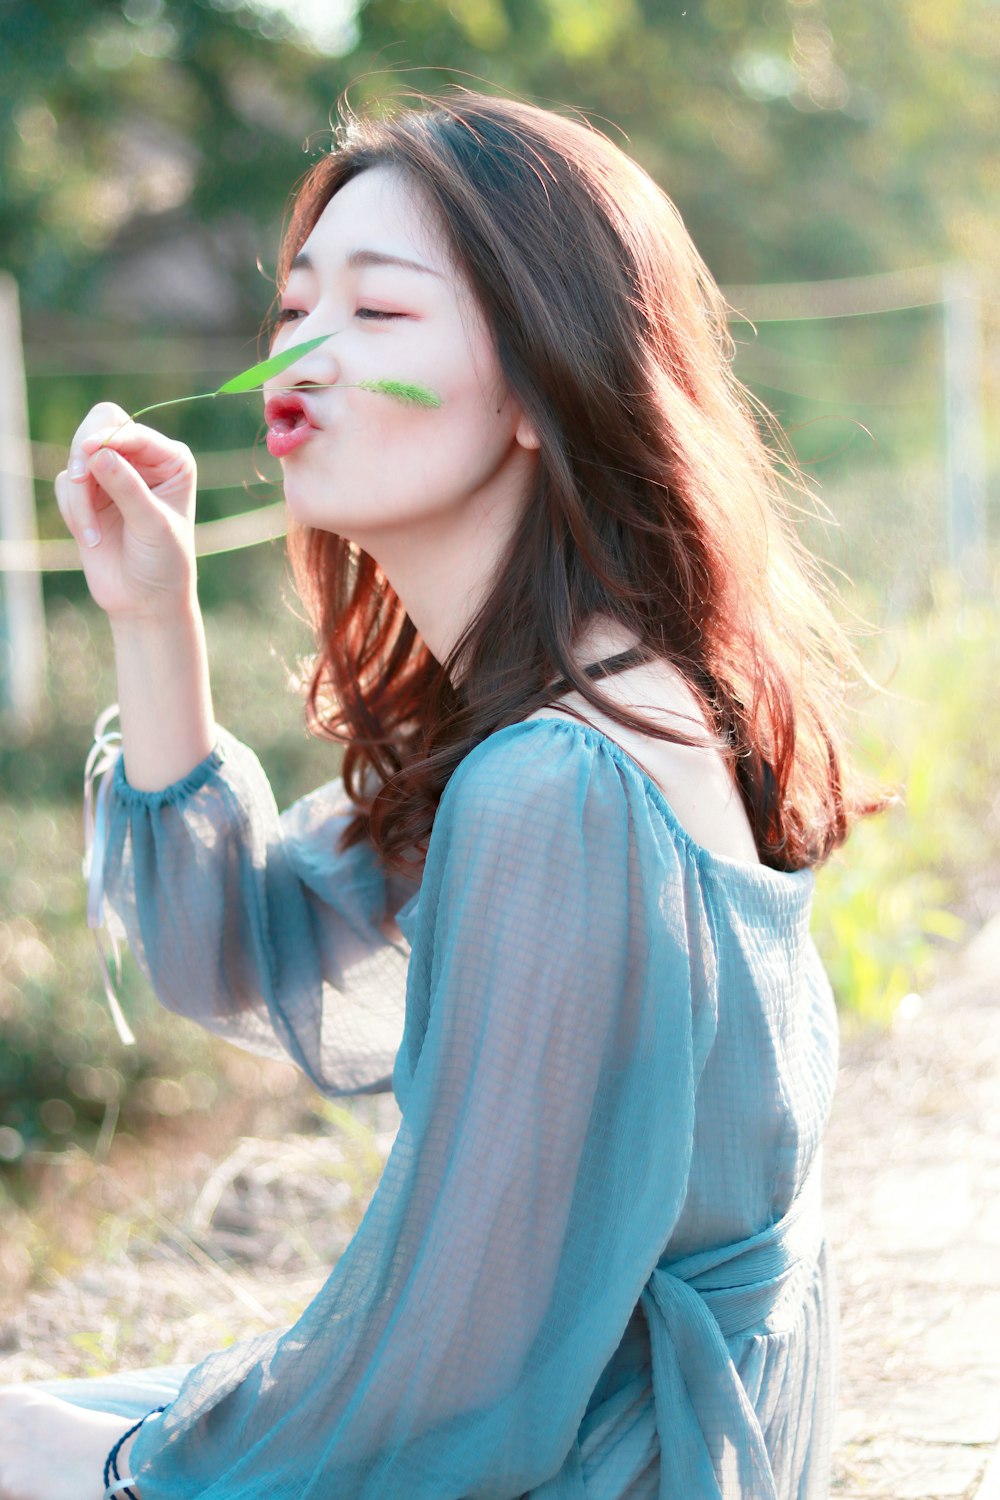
[264,395,318,458]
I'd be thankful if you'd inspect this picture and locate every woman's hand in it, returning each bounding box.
[0,1387,140,1500]
[54,401,198,622]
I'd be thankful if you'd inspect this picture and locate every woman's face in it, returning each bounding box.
[263,165,538,545]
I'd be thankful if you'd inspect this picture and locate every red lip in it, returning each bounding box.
[264,393,320,458]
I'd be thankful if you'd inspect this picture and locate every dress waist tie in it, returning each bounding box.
[639,1159,825,1500]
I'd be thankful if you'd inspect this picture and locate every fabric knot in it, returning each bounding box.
[639,1160,824,1499]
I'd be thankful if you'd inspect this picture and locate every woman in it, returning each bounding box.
[2,89,888,1499]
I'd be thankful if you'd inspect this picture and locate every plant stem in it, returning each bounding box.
[97,393,221,450]
[96,386,334,451]
[95,382,437,452]
[131,393,221,422]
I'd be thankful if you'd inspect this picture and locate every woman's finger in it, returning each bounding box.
[66,402,131,480]
[82,445,172,542]
[75,424,196,517]
[79,419,194,474]
[54,467,102,550]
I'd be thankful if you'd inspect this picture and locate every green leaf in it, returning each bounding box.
[215,334,334,395]
[357,378,442,408]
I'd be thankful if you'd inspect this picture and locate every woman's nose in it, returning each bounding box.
[265,332,340,394]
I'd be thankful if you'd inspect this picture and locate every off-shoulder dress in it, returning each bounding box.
[38,709,840,1500]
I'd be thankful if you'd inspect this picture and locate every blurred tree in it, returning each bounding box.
[0,0,996,328]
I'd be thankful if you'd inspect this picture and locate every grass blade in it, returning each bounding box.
[216,335,333,395]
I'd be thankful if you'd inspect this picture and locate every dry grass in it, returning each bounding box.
[0,1073,401,1382]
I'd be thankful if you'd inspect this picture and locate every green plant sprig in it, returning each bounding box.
[96,334,442,450]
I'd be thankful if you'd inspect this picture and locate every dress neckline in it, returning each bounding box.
[496,716,815,895]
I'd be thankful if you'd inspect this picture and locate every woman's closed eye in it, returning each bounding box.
[276,307,406,325]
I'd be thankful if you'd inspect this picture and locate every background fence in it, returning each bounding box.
[1,259,995,729]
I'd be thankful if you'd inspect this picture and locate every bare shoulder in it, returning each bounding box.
[525,630,761,866]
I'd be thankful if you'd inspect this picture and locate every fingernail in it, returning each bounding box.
[83,526,101,548]
[93,447,115,469]
[68,456,88,479]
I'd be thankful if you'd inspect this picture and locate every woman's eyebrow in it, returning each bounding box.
[290,248,444,278]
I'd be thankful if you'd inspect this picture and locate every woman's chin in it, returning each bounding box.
[281,487,361,540]
[280,476,328,528]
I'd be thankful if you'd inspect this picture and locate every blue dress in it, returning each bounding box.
[48,715,839,1499]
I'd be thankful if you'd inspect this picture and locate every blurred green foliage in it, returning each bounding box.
[811,571,1000,1027]
[3,0,997,312]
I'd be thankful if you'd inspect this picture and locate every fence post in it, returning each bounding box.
[942,264,989,597]
[0,272,46,732]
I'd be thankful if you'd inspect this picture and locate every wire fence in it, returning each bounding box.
[0,262,992,578]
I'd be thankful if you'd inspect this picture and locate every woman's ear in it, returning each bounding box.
[515,413,540,451]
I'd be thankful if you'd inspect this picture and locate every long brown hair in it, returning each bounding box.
[273,88,893,876]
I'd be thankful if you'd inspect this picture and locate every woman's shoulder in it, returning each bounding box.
[440,715,613,820]
[445,712,738,861]
[433,713,666,867]
[551,643,761,862]
[436,711,711,879]
[435,623,815,894]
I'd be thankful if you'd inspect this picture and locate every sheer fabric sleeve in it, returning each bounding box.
[127,722,720,1500]
[97,723,417,1095]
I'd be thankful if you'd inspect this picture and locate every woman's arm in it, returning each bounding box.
[110,602,215,793]
[61,402,413,1092]
[0,1389,143,1500]
[92,725,414,1095]
[124,725,719,1499]
[56,401,215,791]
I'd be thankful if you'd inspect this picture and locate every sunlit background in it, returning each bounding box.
[0,0,997,1374]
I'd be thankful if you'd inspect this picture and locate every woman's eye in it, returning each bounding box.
[355,308,406,321]
[276,307,306,325]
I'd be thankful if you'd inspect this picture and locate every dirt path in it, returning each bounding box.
[826,912,1000,1499]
